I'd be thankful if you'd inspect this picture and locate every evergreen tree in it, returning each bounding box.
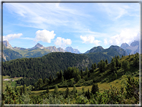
[61,75,64,83]
[111,58,116,73]
[88,72,90,77]
[73,85,76,94]
[91,83,99,95]
[23,84,27,94]
[60,70,63,78]
[91,64,94,72]
[37,78,43,89]
[82,87,84,93]
[85,67,89,76]
[105,59,108,65]
[85,89,91,99]
[56,72,60,79]
[80,69,83,78]
[76,74,81,82]
[122,60,130,71]
[94,63,96,69]
[54,85,58,94]
[46,85,49,93]
[65,86,69,98]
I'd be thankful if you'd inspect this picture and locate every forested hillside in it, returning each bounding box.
[2,53,141,104]
[3,52,92,85]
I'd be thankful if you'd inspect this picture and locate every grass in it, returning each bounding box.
[31,72,139,96]
[3,75,23,91]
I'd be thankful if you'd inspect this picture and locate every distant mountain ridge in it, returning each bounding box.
[84,45,127,64]
[85,46,104,54]
[2,41,81,61]
[65,47,80,54]
[120,40,140,55]
[85,45,127,56]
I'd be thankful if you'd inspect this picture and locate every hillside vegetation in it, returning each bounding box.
[2,53,141,104]
[3,52,92,86]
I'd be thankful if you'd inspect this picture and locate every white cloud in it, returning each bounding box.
[104,39,108,45]
[35,29,56,43]
[108,28,139,46]
[3,33,22,41]
[80,35,101,46]
[54,37,72,48]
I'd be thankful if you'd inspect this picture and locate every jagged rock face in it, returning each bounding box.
[31,43,44,49]
[65,47,80,54]
[130,41,139,47]
[121,43,129,50]
[3,40,13,49]
[46,46,65,52]
[121,40,140,55]
[57,47,65,52]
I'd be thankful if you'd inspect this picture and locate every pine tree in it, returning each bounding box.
[37,78,43,89]
[111,58,116,72]
[94,63,96,70]
[82,87,84,93]
[105,59,108,65]
[54,85,58,94]
[73,85,76,94]
[46,85,49,93]
[76,74,81,82]
[61,75,64,83]
[91,83,99,95]
[91,64,95,72]
[23,84,27,94]
[85,67,89,76]
[122,60,130,71]
[65,86,69,98]
[80,69,83,78]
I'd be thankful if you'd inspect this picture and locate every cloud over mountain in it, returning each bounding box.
[35,29,56,43]
[54,37,72,48]
[3,33,23,41]
[80,35,101,46]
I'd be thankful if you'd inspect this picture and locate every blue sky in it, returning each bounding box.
[3,3,140,53]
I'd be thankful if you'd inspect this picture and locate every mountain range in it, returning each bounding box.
[1,40,141,62]
[120,40,141,55]
[2,40,80,61]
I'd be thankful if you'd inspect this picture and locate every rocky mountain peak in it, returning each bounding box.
[65,47,80,54]
[35,43,43,48]
[31,43,44,49]
[121,43,129,50]
[130,40,139,47]
[3,40,13,49]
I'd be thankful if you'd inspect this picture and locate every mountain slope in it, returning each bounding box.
[85,45,127,64]
[3,40,13,49]
[121,40,140,55]
[2,44,23,61]
[3,52,92,85]
[85,46,104,54]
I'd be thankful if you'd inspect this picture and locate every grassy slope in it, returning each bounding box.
[31,54,140,95]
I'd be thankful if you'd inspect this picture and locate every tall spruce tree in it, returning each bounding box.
[91,83,99,95]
